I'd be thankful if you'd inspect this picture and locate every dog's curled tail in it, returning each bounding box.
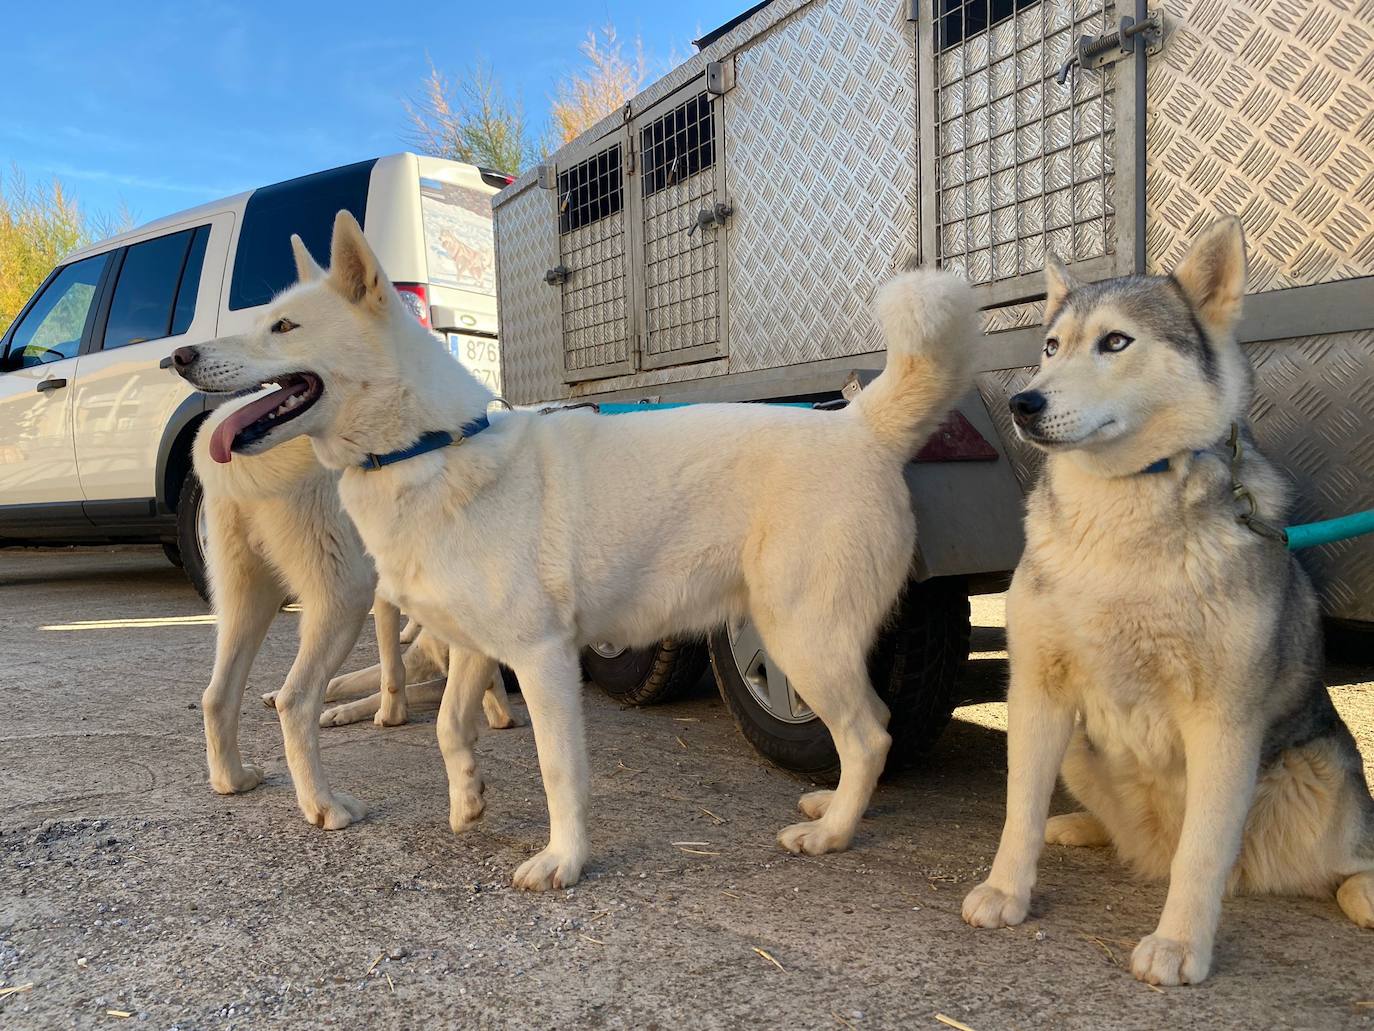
[849,269,978,456]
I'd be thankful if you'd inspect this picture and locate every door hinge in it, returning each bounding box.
[537,163,556,190]
[1055,9,1165,85]
[688,202,733,236]
[706,58,736,95]
[544,265,570,286]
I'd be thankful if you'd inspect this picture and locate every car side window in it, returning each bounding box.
[1,253,111,371]
[101,225,210,350]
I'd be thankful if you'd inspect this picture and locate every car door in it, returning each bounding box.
[0,252,113,514]
[71,215,228,505]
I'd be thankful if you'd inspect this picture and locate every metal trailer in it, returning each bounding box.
[492,0,1374,774]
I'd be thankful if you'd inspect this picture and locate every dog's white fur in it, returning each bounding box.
[194,422,520,828]
[178,211,976,889]
[961,219,1374,985]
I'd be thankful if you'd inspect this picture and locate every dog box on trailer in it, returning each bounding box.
[492,0,1373,628]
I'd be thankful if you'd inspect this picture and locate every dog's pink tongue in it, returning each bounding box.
[208,386,295,464]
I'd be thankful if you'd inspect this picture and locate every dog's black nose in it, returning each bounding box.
[171,346,197,370]
[1009,390,1047,425]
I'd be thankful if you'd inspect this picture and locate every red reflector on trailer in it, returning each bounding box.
[913,410,999,462]
[394,283,431,328]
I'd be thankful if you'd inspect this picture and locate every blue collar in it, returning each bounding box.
[359,416,491,471]
[1138,449,1204,476]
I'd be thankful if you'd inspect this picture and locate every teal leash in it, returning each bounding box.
[1283,509,1374,551]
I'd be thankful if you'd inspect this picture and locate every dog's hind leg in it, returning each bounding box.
[373,596,408,727]
[483,668,525,730]
[1045,812,1111,847]
[509,644,589,891]
[438,648,499,832]
[1337,870,1374,928]
[202,502,286,796]
[765,627,891,856]
[400,618,421,645]
[321,678,449,727]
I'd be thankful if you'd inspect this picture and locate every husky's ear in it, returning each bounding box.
[290,234,323,284]
[328,210,393,314]
[1043,256,1079,325]
[1172,216,1247,333]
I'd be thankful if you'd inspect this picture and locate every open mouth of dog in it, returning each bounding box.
[209,373,323,464]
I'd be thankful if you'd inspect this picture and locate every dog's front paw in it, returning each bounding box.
[449,780,486,832]
[512,847,584,891]
[798,789,834,820]
[1131,933,1211,986]
[777,819,851,855]
[487,708,526,730]
[961,881,1029,928]
[303,791,368,831]
[209,764,263,795]
[261,690,279,708]
[373,705,407,728]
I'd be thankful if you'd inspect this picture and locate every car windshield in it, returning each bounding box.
[419,177,495,296]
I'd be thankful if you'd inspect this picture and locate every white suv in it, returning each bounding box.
[0,153,506,598]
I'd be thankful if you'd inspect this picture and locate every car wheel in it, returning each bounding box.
[175,470,212,604]
[581,639,708,705]
[162,541,184,568]
[709,576,971,781]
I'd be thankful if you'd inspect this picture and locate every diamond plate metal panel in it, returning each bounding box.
[1247,330,1374,622]
[493,183,563,406]
[976,366,1045,491]
[1145,0,1374,290]
[935,0,1118,284]
[725,0,920,373]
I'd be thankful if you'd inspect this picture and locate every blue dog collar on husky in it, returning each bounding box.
[359,416,490,470]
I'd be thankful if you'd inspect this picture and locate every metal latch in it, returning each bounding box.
[544,265,570,286]
[1056,9,1165,84]
[688,202,732,236]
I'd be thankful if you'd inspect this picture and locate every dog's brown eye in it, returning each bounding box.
[1098,332,1133,354]
[1044,338,1059,358]
[271,318,298,334]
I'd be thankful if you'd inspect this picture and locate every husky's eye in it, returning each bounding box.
[1099,332,1133,354]
[1043,338,1059,358]
[270,318,298,334]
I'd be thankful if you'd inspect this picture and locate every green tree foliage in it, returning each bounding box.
[0,167,88,336]
[407,59,533,174]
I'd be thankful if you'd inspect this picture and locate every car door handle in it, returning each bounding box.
[36,377,68,392]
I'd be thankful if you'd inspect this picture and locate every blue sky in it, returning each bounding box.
[5,0,744,229]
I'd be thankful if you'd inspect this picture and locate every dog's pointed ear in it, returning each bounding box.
[1043,256,1078,325]
[1172,216,1247,333]
[290,234,323,284]
[328,210,393,314]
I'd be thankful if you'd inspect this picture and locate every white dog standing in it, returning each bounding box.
[174,211,975,890]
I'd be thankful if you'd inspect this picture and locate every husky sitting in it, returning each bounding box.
[174,211,975,890]
[193,414,520,829]
[961,218,1374,985]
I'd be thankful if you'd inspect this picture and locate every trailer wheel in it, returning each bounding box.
[709,576,971,781]
[581,639,708,706]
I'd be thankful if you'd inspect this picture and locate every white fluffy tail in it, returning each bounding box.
[849,269,977,455]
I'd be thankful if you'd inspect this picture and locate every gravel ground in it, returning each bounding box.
[1,545,1371,1030]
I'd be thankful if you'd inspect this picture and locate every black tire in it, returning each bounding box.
[581,639,708,706]
[175,470,211,604]
[709,576,971,780]
[162,541,184,568]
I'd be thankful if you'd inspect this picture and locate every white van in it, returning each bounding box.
[0,153,507,598]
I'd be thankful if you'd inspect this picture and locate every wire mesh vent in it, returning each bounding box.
[641,93,715,198]
[558,145,624,235]
[933,0,1116,286]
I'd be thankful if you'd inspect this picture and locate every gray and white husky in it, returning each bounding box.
[961,218,1374,986]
